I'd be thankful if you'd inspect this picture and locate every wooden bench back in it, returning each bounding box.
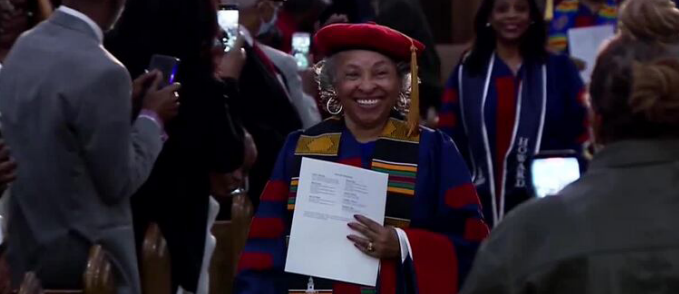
[17,273,42,294]
[16,245,113,294]
[83,245,114,294]
[141,223,171,294]
[209,194,253,294]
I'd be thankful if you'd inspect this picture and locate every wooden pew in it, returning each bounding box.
[436,43,471,83]
[16,245,113,294]
[17,273,42,294]
[208,221,233,294]
[209,193,253,294]
[140,224,171,294]
[83,245,114,294]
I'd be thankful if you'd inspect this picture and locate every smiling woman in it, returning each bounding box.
[318,50,412,142]
[439,0,591,227]
[234,23,489,294]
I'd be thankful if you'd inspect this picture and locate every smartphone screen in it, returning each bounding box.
[292,32,311,69]
[218,5,239,52]
[531,156,580,198]
[148,55,181,88]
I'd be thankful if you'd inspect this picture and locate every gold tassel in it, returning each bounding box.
[407,44,420,137]
[544,0,554,21]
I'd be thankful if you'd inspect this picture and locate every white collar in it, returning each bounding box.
[239,27,255,47]
[58,6,104,43]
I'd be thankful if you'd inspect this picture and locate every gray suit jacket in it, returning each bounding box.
[259,44,321,129]
[0,10,162,294]
[461,139,679,294]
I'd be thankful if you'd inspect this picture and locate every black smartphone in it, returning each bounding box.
[148,55,181,88]
[529,150,581,198]
[218,4,239,52]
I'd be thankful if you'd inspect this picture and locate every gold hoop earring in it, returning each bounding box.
[326,97,343,116]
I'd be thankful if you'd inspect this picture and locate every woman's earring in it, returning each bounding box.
[486,22,491,27]
[326,97,343,116]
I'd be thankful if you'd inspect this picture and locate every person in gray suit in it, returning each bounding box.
[461,0,679,293]
[0,0,180,291]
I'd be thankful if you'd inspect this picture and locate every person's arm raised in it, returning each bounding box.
[75,66,177,205]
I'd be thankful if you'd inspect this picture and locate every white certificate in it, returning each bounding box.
[567,25,615,83]
[284,157,389,286]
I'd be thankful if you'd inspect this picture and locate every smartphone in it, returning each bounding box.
[530,150,581,198]
[292,32,311,69]
[218,4,239,52]
[148,55,180,88]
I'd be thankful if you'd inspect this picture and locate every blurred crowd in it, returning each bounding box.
[1,0,679,293]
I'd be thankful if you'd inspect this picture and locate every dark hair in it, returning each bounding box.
[105,0,219,82]
[318,0,361,24]
[465,0,547,76]
[589,0,679,142]
[0,0,49,49]
[285,0,328,14]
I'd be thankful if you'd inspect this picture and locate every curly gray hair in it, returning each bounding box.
[314,53,415,116]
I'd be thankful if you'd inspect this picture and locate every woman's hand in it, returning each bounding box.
[347,215,400,259]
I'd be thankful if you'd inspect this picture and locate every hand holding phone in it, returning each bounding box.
[148,55,180,88]
[141,73,181,124]
[145,54,182,123]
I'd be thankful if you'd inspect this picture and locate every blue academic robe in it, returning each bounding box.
[235,117,488,294]
[439,53,589,227]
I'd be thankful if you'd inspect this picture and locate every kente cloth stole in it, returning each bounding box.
[289,116,420,230]
[285,117,420,293]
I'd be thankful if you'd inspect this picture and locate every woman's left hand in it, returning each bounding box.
[347,215,400,260]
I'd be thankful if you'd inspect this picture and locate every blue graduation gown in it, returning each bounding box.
[439,53,589,227]
[235,117,488,294]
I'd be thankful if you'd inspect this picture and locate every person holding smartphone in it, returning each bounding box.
[106,0,248,291]
[462,0,679,292]
[0,0,180,291]
[232,0,304,211]
[438,0,590,228]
